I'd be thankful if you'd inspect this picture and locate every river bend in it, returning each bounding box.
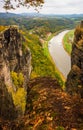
[49,30,71,78]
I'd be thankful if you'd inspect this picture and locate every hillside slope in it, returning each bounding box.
[0,77,83,130]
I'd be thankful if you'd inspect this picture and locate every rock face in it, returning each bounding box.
[0,26,31,88]
[0,77,17,120]
[0,26,31,120]
[66,21,83,97]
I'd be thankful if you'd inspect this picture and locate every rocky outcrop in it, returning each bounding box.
[0,26,31,120]
[0,77,17,120]
[0,26,31,89]
[66,21,83,97]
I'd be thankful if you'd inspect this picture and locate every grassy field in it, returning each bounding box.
[63,30,74,55]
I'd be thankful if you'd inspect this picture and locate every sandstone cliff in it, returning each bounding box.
[0,26,31,89]
[0,26,31,120]
[0,77,17,120]
[66,21,83,97]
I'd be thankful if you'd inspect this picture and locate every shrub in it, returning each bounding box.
[11,71,24,89]
[11,88,27,113]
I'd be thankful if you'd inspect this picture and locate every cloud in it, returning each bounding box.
[40,0,83,14]
[0,0,83,14]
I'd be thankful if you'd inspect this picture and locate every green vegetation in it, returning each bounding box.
[11,71,24,89]
[0,17,76,87]
[11,88,27,113]
[63,30,74,55]
[43,34,54,57]
[9,71,26,113]
[22,31,64,86]
[56,126,64,130]
[0,25,7,32]
[0,16,80,36]
[0,22,66,87]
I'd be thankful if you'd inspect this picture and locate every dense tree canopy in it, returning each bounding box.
[3,0,44,10]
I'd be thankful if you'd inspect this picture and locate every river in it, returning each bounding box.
[49,30,71,79]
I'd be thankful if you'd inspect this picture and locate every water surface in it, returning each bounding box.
[49,30,71,78]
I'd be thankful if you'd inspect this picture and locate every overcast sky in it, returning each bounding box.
[0,0,83,14]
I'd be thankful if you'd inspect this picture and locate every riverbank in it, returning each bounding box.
[63,30,74,55]
[43,33,66,87]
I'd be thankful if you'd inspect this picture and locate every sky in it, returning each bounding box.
[0,0,83,14]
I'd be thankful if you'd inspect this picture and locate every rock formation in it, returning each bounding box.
[66,21,83,97]
[0,26,31,89]
[0,77,17,120]
[0,26,31,120]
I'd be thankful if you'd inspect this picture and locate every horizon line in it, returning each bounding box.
[0,12,83,15]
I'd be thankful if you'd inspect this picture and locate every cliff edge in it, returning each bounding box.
[66,21,83,98]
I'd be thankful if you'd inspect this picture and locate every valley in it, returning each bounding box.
[0,12,83,130]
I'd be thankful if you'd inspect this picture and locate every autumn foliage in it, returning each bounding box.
[3,0,44,10]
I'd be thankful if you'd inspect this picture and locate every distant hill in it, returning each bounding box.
[0,12,83,39]
[0,12,21,18]
[0,12,83,18]
[0,12,43,18]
